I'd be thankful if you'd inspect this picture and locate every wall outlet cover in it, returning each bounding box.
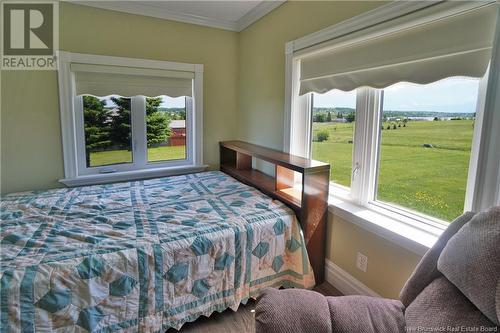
[356,252,368,272]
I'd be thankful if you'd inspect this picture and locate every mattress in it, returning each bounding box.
[0,171,314,332]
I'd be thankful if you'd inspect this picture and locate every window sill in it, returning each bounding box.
[328,194,444,256]
[60,164,209,187]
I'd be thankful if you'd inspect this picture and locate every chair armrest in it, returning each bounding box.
[255,288,332,333]
[255,288,405,333]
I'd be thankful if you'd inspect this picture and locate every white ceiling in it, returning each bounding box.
[75,1,285,32]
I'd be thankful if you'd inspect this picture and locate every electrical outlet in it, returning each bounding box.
[356,252,368,272]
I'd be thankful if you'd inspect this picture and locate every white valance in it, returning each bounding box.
[299,3,497,95]
[71,64,194,97]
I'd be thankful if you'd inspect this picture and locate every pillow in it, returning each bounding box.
[437,206,500,325]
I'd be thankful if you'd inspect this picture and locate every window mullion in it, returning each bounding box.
[464,68,489,211]
[365,89,382,205]
[351,87,381,205]
[131,96,147,168]
[290,93,312,158]
[305,93,313,159]
[185,96,194,164]
[74,96,87,174]
[351,88,366,204]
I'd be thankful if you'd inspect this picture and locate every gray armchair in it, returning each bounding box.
[255,206,500,333]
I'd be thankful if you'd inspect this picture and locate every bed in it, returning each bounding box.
[0,171,314,332]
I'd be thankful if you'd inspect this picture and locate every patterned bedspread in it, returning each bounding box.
[0,171,314,332]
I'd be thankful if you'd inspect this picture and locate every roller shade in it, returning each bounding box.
[72,64,194,97]
[299,3,497,95]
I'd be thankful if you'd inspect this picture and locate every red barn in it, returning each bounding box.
[169,120,186,146]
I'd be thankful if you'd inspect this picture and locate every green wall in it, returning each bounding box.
[237,1,384,149]
[1,2,239,194]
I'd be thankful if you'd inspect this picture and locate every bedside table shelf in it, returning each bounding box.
[220,140,330,283]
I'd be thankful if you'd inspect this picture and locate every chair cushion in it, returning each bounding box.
[327,295,405,333]
[405,276,498,332]
[437,206,500,325]
[255,288,332,333]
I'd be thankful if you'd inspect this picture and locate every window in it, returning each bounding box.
[57,52,204,185]
[311,90,356,188]
[286,1,500,227]
[82,95,189,169]
[75,92,194,177]
[306,78,481,223]
[376,78,480,221]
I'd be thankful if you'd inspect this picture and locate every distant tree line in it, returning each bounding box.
[313,110,355,123]
[160,107,186,120]
[314,107,475,122]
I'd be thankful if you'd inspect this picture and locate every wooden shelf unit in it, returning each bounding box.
[220,140,330,283]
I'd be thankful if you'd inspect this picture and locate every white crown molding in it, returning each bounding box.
[71,1,285,32]
[236,1,285,31]
[325,259,381,297]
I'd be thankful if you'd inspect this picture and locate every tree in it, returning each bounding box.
[326,111,332,122]
[314,130,329,142]
[109,97,133,150]
[83,96,112,165]
[146,97,171,147]
[313,113,326,123]
[345,112,355,123]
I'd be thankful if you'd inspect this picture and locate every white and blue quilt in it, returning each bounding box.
[0,171,314,332]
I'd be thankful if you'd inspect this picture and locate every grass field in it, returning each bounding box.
[89,145,186,166]
[312,120,473,221]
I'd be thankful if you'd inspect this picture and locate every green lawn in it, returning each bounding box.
[89,145,186,166]
[312,120,473,221]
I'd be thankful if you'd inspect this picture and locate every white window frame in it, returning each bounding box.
[57,51,206,186]
[284,1,500,250]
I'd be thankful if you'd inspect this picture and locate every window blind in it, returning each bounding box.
[71,64,194,97]
[299,3,498,95]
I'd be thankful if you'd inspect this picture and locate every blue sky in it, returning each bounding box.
[313,77,480,113]
[160,96,185,108]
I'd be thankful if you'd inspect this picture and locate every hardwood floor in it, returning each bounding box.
[166,282,342,333]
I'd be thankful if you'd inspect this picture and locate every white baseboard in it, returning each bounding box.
[325,259,380,297]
